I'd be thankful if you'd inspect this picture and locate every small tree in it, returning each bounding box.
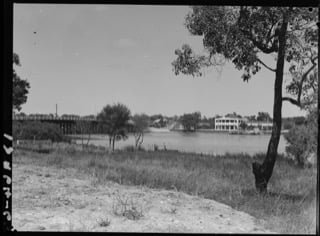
[239,121,248,130]
[257,112,272,122]
[97,103,131,152]
[180,112,201,132]
[13,53,30,112]
[284,75,317,167]
[284,106,317,167]
[75,120,93,149]
[132,113,150,149]
[248,115,256,122]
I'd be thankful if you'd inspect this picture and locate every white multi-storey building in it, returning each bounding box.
[215,117,273,132]
[215,117,243,131]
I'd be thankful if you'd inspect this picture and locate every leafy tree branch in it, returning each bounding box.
[172,6,318,193]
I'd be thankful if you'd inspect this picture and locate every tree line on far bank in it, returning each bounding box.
[13,99,316,170]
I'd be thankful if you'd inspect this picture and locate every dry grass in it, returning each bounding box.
[13,143,317,234]
[97,216,111,227]
[112,192,144,220]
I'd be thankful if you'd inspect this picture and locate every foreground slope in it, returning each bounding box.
[13,163,275,233]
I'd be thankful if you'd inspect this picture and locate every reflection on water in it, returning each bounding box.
[75,131,287,156]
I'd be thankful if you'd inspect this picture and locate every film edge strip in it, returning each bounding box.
[3,133,16,232]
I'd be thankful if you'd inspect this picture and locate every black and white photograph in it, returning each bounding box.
[8,3,318,233]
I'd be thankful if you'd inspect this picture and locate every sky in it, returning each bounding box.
[13,4,306,118]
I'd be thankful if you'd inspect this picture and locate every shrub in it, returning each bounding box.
[112,193,143,220]
[123,145,136,152]
[13,121,70,143]
[97,217,111,227]
[153,144,159,151]
[284,108,317,167]
[123,145,146,152]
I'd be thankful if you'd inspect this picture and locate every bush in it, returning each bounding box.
[13,121,70,143]
[123,145,136,152]
[284,125,309,166]
[284,108,317,167]
[123,145,146,152]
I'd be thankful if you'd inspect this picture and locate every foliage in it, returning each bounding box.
[300,69,318,111]
[239,121,248,130]
[123,145,145,152]
[284,108,317,167]
[282,121,293,130]
[284,21,318,107]
[12,121,69,142]
[97,103,131,151]
[172,6,318,103]
[150,114,167,128]
[173,7,317,83]
[97,217,111,227]
[150,114,163,121]
[203,117,216,129]
[13,53,30,112]
[247,115,257,122]
[284,85,317,167]
[282,116,305,130]
[257,112,272,122]
[112,193,143,220]
[180,112,201,131]
[225,112,242,118]
[172,6,318,192]
[132,113,150,149]
[75,120,93,149]
[172,44,209,77]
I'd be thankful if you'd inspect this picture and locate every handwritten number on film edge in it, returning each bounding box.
[3,134,13,230]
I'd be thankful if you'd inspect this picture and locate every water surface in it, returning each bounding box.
[75,131,287,155]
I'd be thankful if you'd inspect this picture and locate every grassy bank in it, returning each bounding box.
[13,143,316,234]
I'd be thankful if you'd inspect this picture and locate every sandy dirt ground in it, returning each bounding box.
[12,163,275,233]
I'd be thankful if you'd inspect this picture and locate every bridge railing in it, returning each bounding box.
[13,115,97,121]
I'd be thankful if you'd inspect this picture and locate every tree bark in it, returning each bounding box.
[112,136,115,152]
[252,14,289,194]
[86,132,91,147]
[139,132,144,148]
[135,133,141,148]
[109,136,112,150]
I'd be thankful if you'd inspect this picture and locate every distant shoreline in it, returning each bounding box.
[68,129,289,140]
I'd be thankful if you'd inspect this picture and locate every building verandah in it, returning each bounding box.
[215,117,242,131]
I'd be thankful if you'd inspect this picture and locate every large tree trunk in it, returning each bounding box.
[252,16,288,194]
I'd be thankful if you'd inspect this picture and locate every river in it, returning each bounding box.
[74,131,287,156]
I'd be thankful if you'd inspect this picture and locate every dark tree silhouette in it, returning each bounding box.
[180,112,201,132]
[13,53,30,112]
[132,113,150,149]
[97,103,131,152]
[257,112,272,122]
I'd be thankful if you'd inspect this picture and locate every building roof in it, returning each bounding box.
[216,116,241,120]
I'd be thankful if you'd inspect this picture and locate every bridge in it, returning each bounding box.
[12,114,98,134]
